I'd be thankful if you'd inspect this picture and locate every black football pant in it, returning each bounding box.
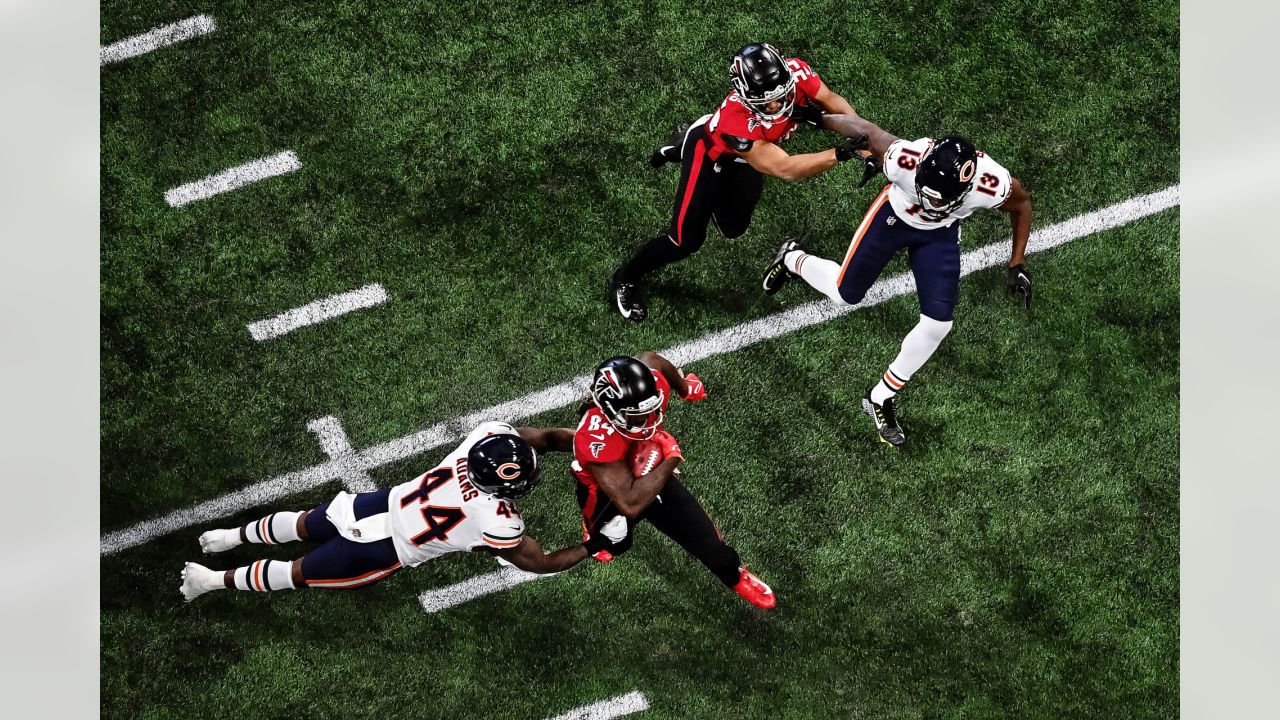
[576,475,742,587]
[615,124,765,283]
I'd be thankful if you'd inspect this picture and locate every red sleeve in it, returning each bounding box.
[787,58,823,100]
[651,369,672,411]
[573,411,630,465]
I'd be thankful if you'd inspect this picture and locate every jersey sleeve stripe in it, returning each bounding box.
[483,531,523,541]
[483,537,523,548]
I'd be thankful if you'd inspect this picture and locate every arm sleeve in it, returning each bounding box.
[977,154,1014,208]
[481,517,525,549]
[882,139,909,183]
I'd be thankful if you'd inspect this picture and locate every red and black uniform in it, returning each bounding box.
[570,369,742,587]
[616,58,824,283]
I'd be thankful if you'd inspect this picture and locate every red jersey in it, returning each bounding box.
[571,369,672,489]
[705,57,823,161]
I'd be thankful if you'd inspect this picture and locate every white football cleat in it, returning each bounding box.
[199,528,241,554]
[180,562,223,602]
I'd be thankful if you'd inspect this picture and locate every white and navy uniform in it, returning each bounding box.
[297,421,525,589]
[833,138,1012,321]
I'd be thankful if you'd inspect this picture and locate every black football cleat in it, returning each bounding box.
[862,393,906,447]
[607,269,647,322]
[649,123,690,169]
[762,236,804,295]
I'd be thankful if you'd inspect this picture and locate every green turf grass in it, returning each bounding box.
[102,0,1177,717]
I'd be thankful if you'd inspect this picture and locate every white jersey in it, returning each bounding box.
[386,421,526,567]
[883,137,1012,230]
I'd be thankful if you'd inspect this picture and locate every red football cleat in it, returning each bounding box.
[591,549,614,563]
[733,567,776,609]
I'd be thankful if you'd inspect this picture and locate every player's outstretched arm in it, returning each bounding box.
[490,536,588,574]
[812,81,856,116]
[636,350,705,401]
[1000,176,1034,309]
[589,456,681,518]
[517,426,575,453]
[741,138,867,182]
[821,113,899,162]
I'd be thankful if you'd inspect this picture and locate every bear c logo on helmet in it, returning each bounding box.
[496,463,522,480]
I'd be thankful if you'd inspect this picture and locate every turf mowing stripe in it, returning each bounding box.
[307,416,377,492]
[544,691,650,720]
[100,15,218,66]
[164,150,302,207]
[247,283,390,341]
[99,185,1179,557]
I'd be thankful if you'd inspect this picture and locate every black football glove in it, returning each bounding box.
[792,102,825,130]
[834,135,868,162]
[856,156,882,188]
[1006,263,1032,309]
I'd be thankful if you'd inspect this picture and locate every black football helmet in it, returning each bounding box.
[590,356,665,440]
[467,434,541,499]
[914,136,979,219]
[729,43,796,123]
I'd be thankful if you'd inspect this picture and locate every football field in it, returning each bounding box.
[101,2,1179,718]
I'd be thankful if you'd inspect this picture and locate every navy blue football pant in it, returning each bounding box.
[837,188,962,321]
[299,487,402,588]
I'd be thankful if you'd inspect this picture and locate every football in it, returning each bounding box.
[628,439,665,478]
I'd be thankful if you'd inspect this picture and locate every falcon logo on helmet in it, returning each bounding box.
[729,43,797,124]
[590,356,665,440]
[467,434,541,499]
[914,136,980,221]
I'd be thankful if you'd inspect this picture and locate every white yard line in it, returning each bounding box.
[247,283,390,342]
[99,185,1179,557]
[545,692,650,720]
[307,416,377,492]
[101,14,218,66]
[165,151,303,208]
[419,566,547,613]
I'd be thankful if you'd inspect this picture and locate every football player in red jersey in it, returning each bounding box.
[534,352,776,608]
[607,43,868,322]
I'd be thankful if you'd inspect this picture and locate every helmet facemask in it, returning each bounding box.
[914,143,977,220]
[729,44,798,124]
[594,388,665,440]
[734,72,797,124]
[914,182,970,220]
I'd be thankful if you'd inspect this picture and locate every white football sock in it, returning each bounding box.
[241,511,303,545]
[785,251,845,303]
[870,315,954,404]
[232,560,297,592]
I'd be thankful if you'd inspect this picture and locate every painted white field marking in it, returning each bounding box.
[247,283,390,341]
[419,566,548,613]
[100,14,218,65]
[307,417,376,492]
[545,691,650,720]
[164,151,302,207]
[99,185,1179,556]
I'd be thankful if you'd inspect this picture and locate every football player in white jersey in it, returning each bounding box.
[179,422,624,601]
[761,113,1034,446]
